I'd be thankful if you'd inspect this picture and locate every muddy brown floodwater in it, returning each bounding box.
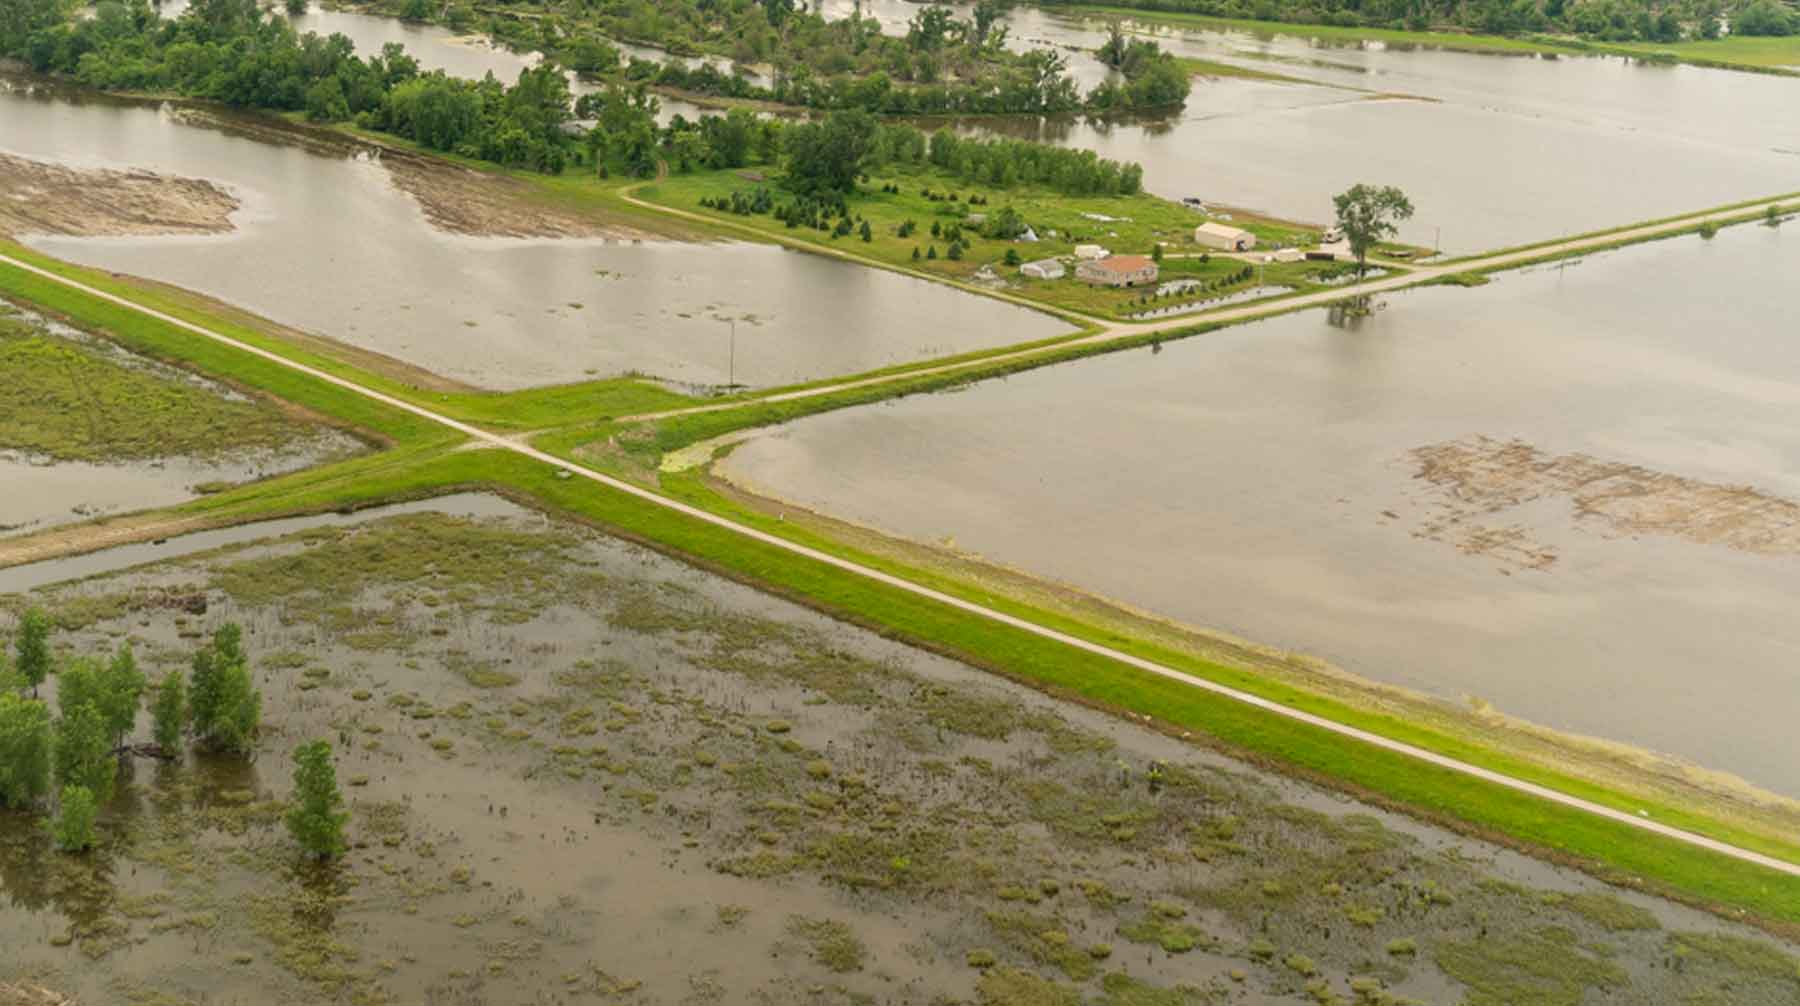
[2,496,1798,1005]
[0,151,239,238]
[719,222,1800,797]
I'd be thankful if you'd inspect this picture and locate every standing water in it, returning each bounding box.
[721,222,1800,795]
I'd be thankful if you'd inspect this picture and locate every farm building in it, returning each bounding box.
[1195,222,1256,252]
[1073,244,1109,260]
[1020,259,1065,280]
[1076,255,1158,287]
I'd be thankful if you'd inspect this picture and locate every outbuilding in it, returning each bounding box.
[1076,255,1158,287]
[1020,259,1066,280]
[1073,244,1109,261]
[1194,222,1256,252]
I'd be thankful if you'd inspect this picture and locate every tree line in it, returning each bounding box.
[1039,0,1796,42]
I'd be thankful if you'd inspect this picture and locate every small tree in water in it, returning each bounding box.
[0,693,52,808]
[287,740,349,860]
[53,785,98,853]
[152,670,188,755]
[14,607,52,697]
[1332,184,1414,280]
[191,624,261,755]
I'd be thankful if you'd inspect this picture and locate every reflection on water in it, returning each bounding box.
[721,223,1800,794]
[0,82,1069,390]
[830,0,1800,251]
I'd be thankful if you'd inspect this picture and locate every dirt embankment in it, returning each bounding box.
[1410,435,1800,569]
[0,152,238,238]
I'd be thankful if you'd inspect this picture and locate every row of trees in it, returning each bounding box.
[2,613,346,860]
[1040,0,1796,42]
[15,0,579,173]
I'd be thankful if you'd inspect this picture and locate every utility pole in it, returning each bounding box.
[729,317,737,390]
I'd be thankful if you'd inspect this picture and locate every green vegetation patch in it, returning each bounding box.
[0,307,309,462]
[1433,926,1628,1005]
[785,916,866,973]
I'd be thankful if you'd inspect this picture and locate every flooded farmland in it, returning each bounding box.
[719,221,1800,796]
[827,0,1800,251]
[0,301,359,539]
[4,497,1798,1004]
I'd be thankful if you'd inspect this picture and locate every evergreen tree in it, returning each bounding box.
[286,740,350,860]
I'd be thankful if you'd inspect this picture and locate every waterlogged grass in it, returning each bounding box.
[0,308,304,462]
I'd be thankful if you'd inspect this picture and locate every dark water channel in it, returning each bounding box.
[722,222,1800,795]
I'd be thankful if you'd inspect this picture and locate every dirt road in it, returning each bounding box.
[4,236,1798,882]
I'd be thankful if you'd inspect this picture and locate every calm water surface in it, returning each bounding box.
[722,223,1800,793]
[1,81,1067,390]
[828,0,1800,250]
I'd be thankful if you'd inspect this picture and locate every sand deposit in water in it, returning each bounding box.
[2,501,1797,1004]
[0,151,239,238]
[717,222,1800,795]
[0,301,361,538]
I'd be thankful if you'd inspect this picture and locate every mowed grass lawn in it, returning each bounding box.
[642,166,1322,318]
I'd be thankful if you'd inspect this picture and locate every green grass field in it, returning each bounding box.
[642,165,1324,318]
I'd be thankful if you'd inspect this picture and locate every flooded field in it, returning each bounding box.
[719,222,1800,795]
[826,0,1800,251]
[0,301,359,539]
[4,496,1798,1004]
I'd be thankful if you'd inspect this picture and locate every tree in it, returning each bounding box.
[283,0,307,15]
[96,645,145,749]
[152,670,188,754]
[1332,184,1415,279]
[189,624,260,755]
[1151,243,1164,263]
[0,693,52,808]
[1003,247,1021,266]
[53,785,99,853]
[783,110,878,194]
[859,219,873,242]
[54,704,115,805]
[1737,0,1797,36]
[286,740,350,860]
[14,607,51,697]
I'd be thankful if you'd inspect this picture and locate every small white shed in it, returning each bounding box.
[1020,259,1065,280]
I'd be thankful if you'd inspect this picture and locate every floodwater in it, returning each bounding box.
[4,12,1069,390]
[721,221,1800,794]
[5,498,1793,1004]
[0,304,360,538]
[827,0,1800,251]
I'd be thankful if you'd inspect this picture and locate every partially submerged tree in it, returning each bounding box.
[52,785,98,854]
[53,704,115,805]
[191,623,260,755]
[286,740,350,860]
[152,670,189,755]
[0,693,52,808]
[14,607,52,697]
[59,647,145,751]
[1332,184,1415,279]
